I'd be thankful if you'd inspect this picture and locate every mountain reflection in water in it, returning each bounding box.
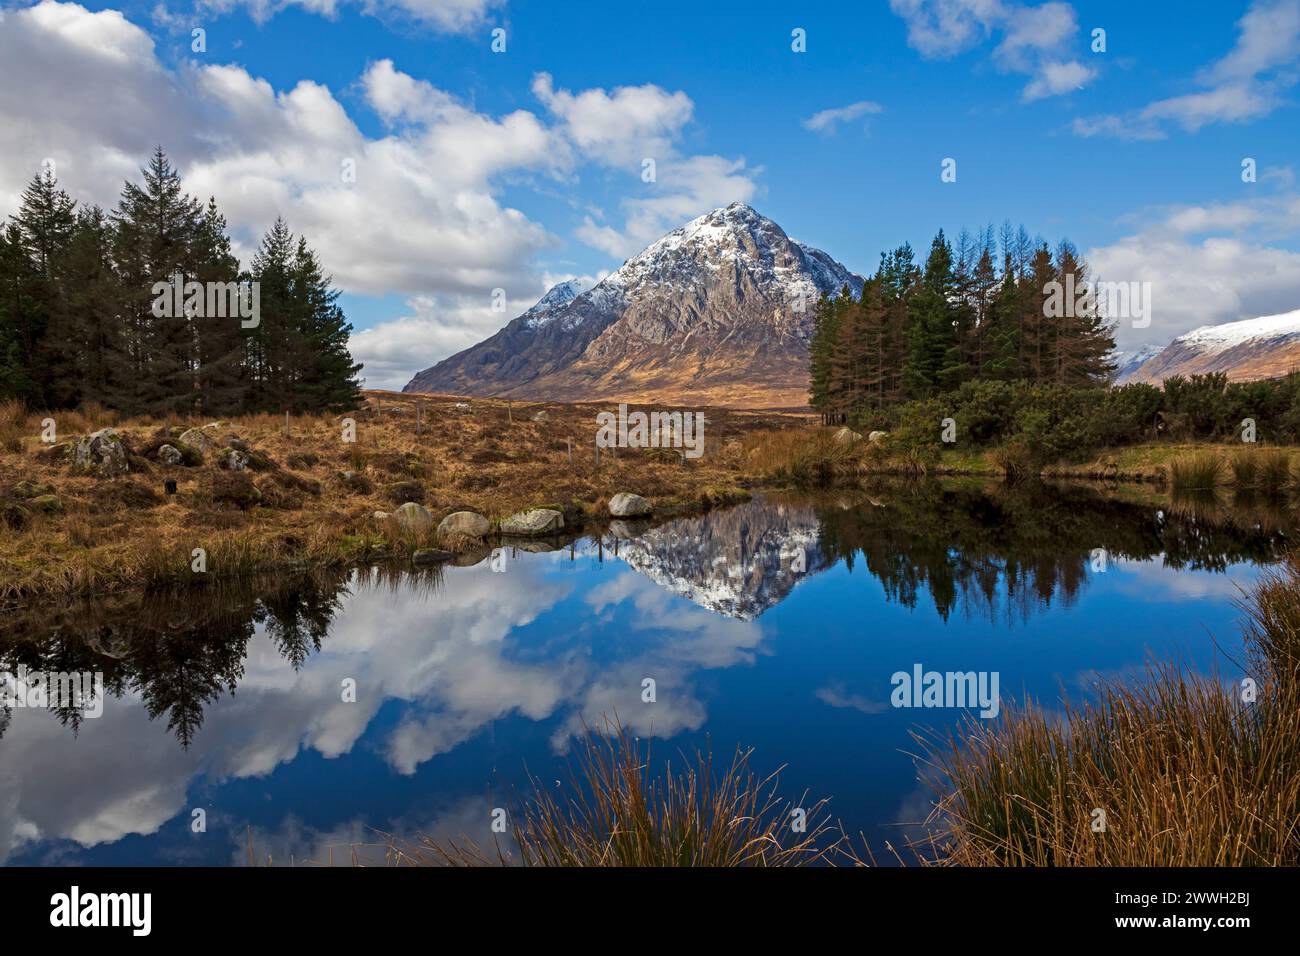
[0,482,1286,864]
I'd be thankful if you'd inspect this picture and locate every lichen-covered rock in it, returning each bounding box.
[373,511,391,521]
[72,428,129,477]
[216,447,249,471]
[178,427,214,452]
[437,510,490,539]
[12,480,54,499]
[394,501,434,531]
[608,492,652,517]
[834,427,862,445]
[157,444,184,466]
[867,430,888,444]
[499,508,564,536]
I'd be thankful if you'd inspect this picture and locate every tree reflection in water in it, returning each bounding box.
[1,480,1291,748]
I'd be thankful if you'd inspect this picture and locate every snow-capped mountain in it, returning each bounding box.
[613,496,830,620]
[403,203,864,408]
[1120,308,1300,384]
[522,277,593,329]
[1111,344,1163,382]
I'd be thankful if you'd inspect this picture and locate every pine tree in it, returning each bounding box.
[111,147,204,413]
[984,273,1023,380]
[45,206,120,407]
[903,232,961,397]
[0,222,38,401]
[247,218,296,411]
[857,276,889,410]
[287,235,362,412]
[1023,244,1056,383]
[192,198,247,415]
[878,244,916,403]
[808,291,838,421]
[7,170,77,405]
[1054,241,1116,385]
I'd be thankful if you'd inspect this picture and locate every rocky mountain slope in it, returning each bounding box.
[1119,308,1300,384]
[404,203,863,409]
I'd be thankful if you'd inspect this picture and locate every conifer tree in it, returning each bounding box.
[111,147,204,413]
[287,236,362,412]
[808,291,838,421]
[45,206,120,407]
[191,198,246,415]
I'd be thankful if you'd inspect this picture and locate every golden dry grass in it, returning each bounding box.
[0,392,800,602]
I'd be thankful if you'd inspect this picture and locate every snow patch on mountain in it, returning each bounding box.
[1176,308,1300,353]
[1112,343,1163,381]
[522,278,594,328]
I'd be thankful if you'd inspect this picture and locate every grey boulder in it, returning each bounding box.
[608,492,652,517]
[499,508,564,536]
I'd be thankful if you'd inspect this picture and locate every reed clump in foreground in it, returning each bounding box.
[1167,445,1293,495]
[387,720,860,867]
[916,555,1300,866]
[741,426,863,487]
[1167,449,1226,493]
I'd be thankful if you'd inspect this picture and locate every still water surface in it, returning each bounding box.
[0,482,1285,864]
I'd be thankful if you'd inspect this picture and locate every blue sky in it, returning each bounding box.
[1,0,1298,386]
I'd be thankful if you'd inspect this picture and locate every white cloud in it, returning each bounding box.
[0,4,560,306]
[0,4,758,389]
[1022,59,1093,101]
[575,155,759,259]
[199,0,499,33]
[1073,0,1300,138]
[1088,193,1300,348]
[888,0,1095,101]
[533,73,760,260]
[532,72,692,168]
[801,100,884,134]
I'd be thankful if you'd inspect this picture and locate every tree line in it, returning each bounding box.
[0,147,361,416]
[809,224,1116,423]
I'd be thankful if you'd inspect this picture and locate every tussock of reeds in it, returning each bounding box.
[743,428,858,488]
[916,555,1300,866]
[395,719,860,867]
[1168,450,1225,493]
[1230,446,1291,494]
[990,442,1037,484]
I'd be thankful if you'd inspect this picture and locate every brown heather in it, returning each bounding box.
[0,391,795,602]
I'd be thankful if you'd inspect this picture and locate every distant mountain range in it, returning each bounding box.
[403,203,863,409]
[1117,308,1300,384]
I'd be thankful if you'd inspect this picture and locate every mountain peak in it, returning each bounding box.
[523,277,593,328]
[404,203,864,408]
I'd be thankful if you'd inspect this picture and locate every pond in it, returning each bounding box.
[0,482,1288,865]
